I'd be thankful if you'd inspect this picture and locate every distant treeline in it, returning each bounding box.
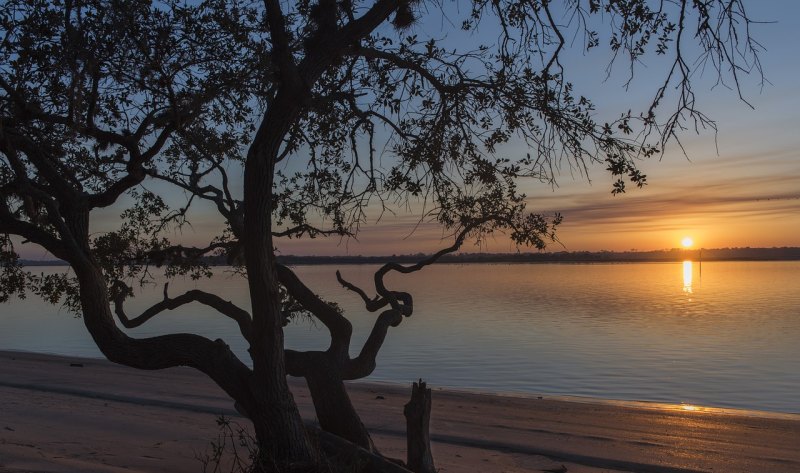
[276,247,800,265]
[20,247,800,267]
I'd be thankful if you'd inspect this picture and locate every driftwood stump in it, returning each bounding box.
[403,379,435,473]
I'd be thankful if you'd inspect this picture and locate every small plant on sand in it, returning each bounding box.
[198,416,260,473]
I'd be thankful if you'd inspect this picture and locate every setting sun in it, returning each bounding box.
[682,237,694,248]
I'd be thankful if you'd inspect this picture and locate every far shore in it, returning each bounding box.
[1,351,799,473]
[16,246,800,268]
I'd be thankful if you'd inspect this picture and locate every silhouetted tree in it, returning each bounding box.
[0,0,762,471]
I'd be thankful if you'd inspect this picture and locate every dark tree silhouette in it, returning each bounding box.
[0,0,762,471]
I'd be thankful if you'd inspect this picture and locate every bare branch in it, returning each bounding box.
[336,270,410,313]
[542,0,565,74]
[112,281,252,342]
[344,309,402,380]
[371,216,501,313]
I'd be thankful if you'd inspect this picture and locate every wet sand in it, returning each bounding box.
[1,351,798,473]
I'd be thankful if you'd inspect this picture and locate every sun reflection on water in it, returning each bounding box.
[682,260,693,294]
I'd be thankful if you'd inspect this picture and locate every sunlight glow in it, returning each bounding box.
[681,237,694,248]
[681,404,699,411]
[682,260,693,294]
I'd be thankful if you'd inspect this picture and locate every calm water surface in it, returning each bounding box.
[1,261,798,413]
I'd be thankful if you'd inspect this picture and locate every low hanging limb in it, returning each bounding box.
[111,280,253,342]
[337,216,501,316]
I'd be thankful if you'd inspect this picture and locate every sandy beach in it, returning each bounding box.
[1,351,798,473]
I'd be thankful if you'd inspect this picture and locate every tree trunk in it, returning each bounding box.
[305,361,375,452]
[247,383,318,472]
[242,91,320,468]
[403,380,435,473]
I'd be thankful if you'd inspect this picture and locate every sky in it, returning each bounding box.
[272,0,800,256]
[21,1,799,260]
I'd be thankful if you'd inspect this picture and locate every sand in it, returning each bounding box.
[1,351,798,473]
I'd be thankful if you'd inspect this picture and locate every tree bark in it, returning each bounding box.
[243,160,317,465]
[404,380,435,473]
[241,88,320,467]
[305,358,375,452]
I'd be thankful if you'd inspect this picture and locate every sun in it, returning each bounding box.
[681,237,694,248]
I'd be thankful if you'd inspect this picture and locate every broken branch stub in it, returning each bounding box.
[403,379,435,473]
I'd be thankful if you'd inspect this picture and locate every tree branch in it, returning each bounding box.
[0,128,82,200]
[272,224,353,239]
[276,264,352,354]
[112,281,252,342]
[262,0,301,86]
[145,169,236,223]
[339,0,400,46]
[336,270,410,313]
[352,47,451,94]
[0,213,71,262]
[344,309,402,380]
[285,349,318,377]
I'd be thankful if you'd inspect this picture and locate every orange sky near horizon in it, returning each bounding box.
[269,122,800,256]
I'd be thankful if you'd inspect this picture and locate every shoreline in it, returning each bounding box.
[359,378,800,421]
[5,348,798,420]
[2,351,800,473]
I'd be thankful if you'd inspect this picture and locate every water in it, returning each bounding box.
[1,261,798,413]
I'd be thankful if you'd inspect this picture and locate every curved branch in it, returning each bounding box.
[372,216,500,313]
[0,191,73,261]
[336,270,410,313]
[70,263,255,416]
[87,166,147,209]
[276,263,352,354]
[344,309,402,380]
[112,281,252,342]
